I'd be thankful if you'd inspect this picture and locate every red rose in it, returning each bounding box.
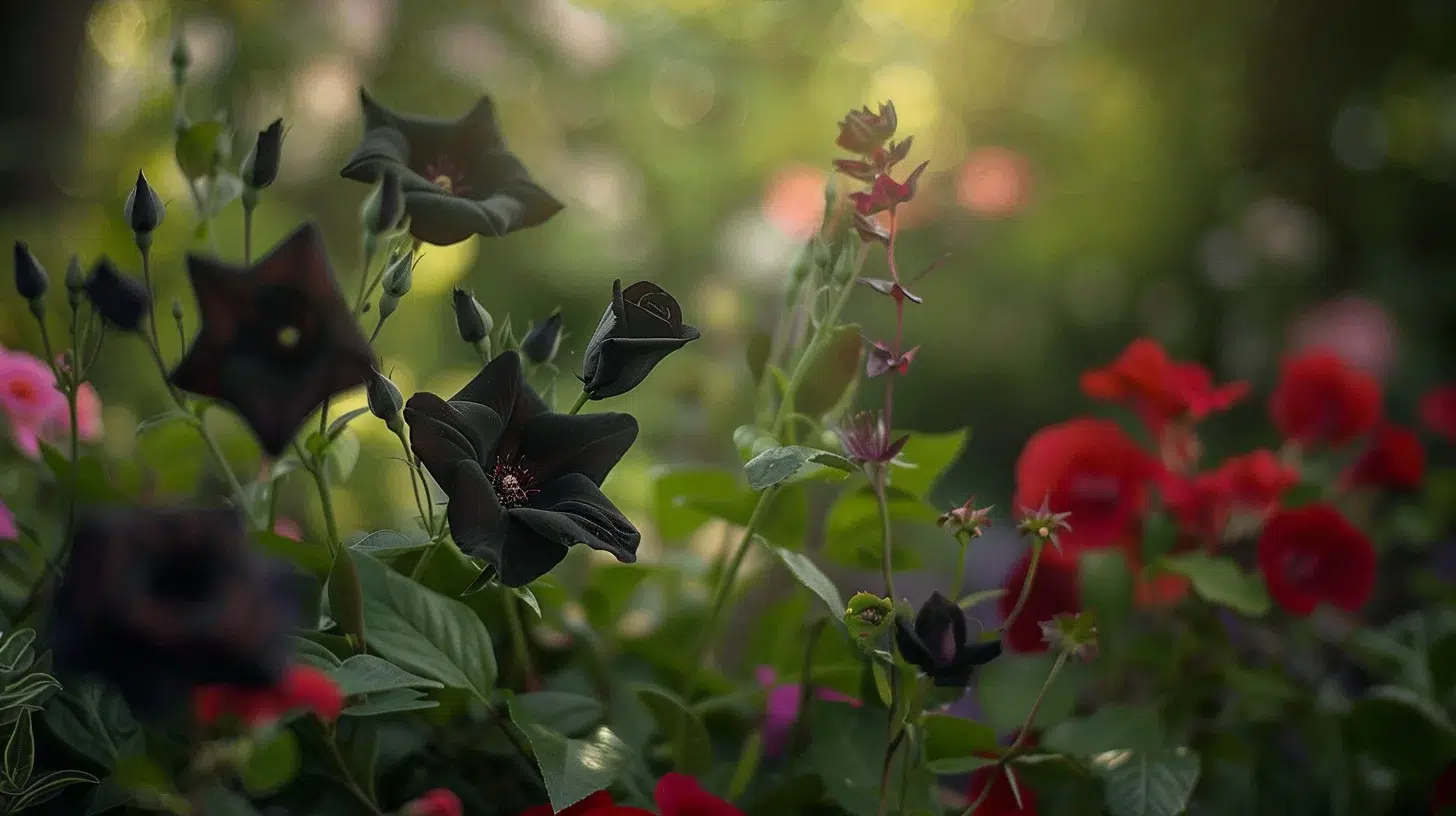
[1269,351,1382,447]
[1081,338,1249,432]
[1256,504,1375,616]
[1013,419,1159,553]
[405,789,464,816]
[999,549,1080,654]
[966,761,1038,815]
[518,791,651,816]
[517,775,740,816]
[1419,385,1456,442]
[1344,424,1425,491]
[1163,450,1299,542]
[192,664,342,728]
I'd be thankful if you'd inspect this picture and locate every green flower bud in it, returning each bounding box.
[844,591,895,649]
[362,170,404,235]
[381,250,414,299]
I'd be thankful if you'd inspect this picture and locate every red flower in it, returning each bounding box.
[848,162,930,215]
[999,550,1080,654]
[1013,419,1159,553]
[1269,351,1382,447]
[517,775,739,816]
[1344,424,1425,491]
[966,761,1038,815]
[867,341,918,378]
[1256,504,1375,616]
[1419,385,1456,442]
[518,791,652,816]
[405,789,464,816]
[192,664,342,728]
[1081,339,1249,432]
[1162,450,1299,540]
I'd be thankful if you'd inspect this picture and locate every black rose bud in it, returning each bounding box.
[580,280,701,400]
[123,170,165,235]
[452,288,490,344]
[521,310,563,365]
[366,369,404,431]
[363,169,404,235]
[64,255,83,308]
[894,591,1002,688]
[83,257,152,332]
[49,506,299,713]
[241,118,284,190]
[13,242,47,301]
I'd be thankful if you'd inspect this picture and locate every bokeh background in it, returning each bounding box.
[2,0,1454,602]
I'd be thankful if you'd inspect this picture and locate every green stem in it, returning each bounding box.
[951,533,970,602]
[140,329,248,505]
[242,200,254,265]
[409,540,439,580]
[139,244,162,350]
[503,590,539,690]
[308,462,342,555]
[959,648,1071,816]
[568,390,590,415]
[770,243,868,437]
[397,431,433,531]
[1002,540,1043,635]
[872,465,896,602]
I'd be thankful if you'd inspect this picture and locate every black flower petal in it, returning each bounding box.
[49,506,299,714]
[895,591,1001,688]
[168,222,375,455]
[242,118,284,189]
[580,280,701,400]
[83,257,152,332]
[404,350,639,586]
[339,90,563,246]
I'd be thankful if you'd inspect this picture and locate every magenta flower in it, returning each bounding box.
[0,498,16,541]
[756,666,861,757]
[0,348,65,458]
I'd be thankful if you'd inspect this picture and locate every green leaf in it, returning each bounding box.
[135,411,193,437]
[289,635,343,670]
[203,171,245,218]
[194,786,262,816]
[920,713,999,771]
[976,654,1084,735]
[889,428,970,500]
[241,729,300,797]
[0,673,59,711]
[327,406,372,440]
[325,428,362,482]
[342,688,439,718]
[111,754,172,796]
[1043,705,1165,756]
[4,709,34,792]
[39,682,141,768]
[0,630,36,673]
[633,685,712,775]
[509,699,631,813]
[9,769,100,812]
[1159,552,1271,616]
[581,563,656,631]
[513,586,543,618]
[958,588,1007,610]
[330,655,444,698]
[648,466,809,548]
[352,552,497,700]
[512,692,606,737]
[772,548,845,621]
[798,324,864,418]
[804,700,939,816]
[252,531,330,578]
[1345,685,1456,778]
[1097,750,1201,816]
[175,120,224,179]
[1140,511,1179,564]
[821,485,942,571]
[350,530,428,559]
[39,445,127,503]
[744,445,855,491]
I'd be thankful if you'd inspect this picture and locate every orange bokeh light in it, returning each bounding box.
[956,146,1032,218]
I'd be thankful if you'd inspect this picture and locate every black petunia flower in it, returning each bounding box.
[894,591,1002,688]
[405,351,640,586]
[338,90,564,247]
[169,222,375,455]
[580,280,701,400]
[49,506,299,714]
[83,257,152,332]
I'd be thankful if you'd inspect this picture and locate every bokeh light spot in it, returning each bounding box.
[865,65,940,136]
[412,238,480,297]
[955,146,1033,218]
[761,164,827,241]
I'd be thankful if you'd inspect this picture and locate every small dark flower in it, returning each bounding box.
[83,257,152,332]
[339,90,564,246]
[849,162,930,216]
[580,280,701,400]
[363,169,405,234]
[521,310,563,365]
[938,497,993,538]
[13,242,47,301]
[50,506,299,714]
[836,101,898,156]
[834,410,908,465]
[242,118,284,190]
[367,369,404,428]
[894,591,1002,687]
[405,351,640,586]
[866,341,918,379]
[451,288,490,344]
[123,169,165,234]
[168,222,375,456]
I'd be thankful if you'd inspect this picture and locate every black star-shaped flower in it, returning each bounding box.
[405,351,640,587]
[169,222,375,456]
[894,591,1002,688]
[338,89,564,247]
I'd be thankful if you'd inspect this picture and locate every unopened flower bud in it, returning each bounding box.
[64,255,83,308]
[937,497,993,539]
[241,118,284,190]
[1016,498,1073,551]
[381,250,414,298]
[83,258,152,332]
[844,591,895,649]
[170,37,191,87]
[366,370,405,433]
[13,242,47,302]
[521,310,563,365]
[363,170,405,235]
[123,170,165,235]
[451,288,490,344]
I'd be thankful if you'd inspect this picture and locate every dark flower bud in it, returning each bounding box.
[13,242,47,301]
[894,591,1001,688]
[170,37,191,86]
[83,257,152,332]
[835,101,898,156]
[241,118,284,190]
[123,170,165,235]
[366,370,405,432]
[381,250,414,298]
[938,497,993,539]
[521,310,564,365]
[64,255,83,308]
[580,280,701,400]
[363,170,405,235]
[451,288,490,344]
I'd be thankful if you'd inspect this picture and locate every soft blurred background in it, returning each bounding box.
[1,0,1454,607]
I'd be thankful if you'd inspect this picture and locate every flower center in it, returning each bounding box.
[423,157,472,197]
[490,457,539,508]
[1283,551,1321,585]
[937,627,958,666]
[7,380,35,401]
[1069,473,1121,508]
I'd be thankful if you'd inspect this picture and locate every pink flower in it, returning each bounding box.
[756,666,861,757]
[272,519,303,541]
[0,499,16,541]
[41,383,103,447]
[0,350,65,458]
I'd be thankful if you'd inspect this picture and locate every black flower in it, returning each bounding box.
[580,280,701,400]
[169,222,375,455]
[339,90,563,247]
[242,118,284,190]
[49,506,299,714]
[83,257,152,332]
[405,351,640,586]
[894,591,1002,688]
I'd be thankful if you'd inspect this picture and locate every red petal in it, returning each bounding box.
[654,774,744,816]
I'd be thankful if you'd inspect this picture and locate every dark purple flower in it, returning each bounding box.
[834,410,908,465]
[895,591,1002,688]
[580,280,700,400]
